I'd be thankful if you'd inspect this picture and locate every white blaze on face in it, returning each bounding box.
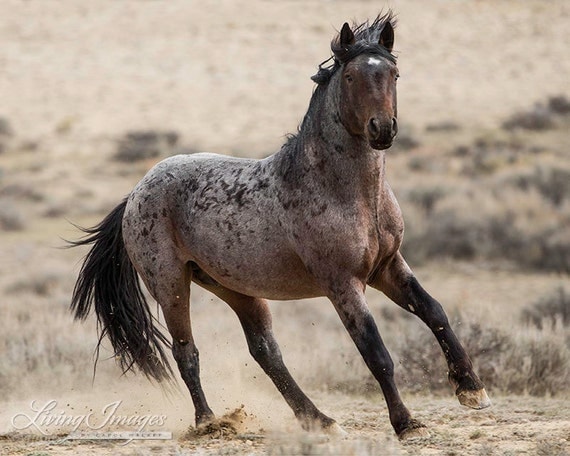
[368,57,382,66]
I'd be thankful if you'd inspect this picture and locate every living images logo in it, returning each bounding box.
[11,400,171,442]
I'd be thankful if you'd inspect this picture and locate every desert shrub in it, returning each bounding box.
[0,116,13,154]
[114,130,180,162]
[425,121,461,132]
[401,95,570,271]
[0,116,12,136]
[502,105,554,131]
[0,297,99,399]
[396,324,446,393]
[293,304,570,398]
[455,321,513,389]
[453,136,526,177]
[402,181,570,273]
[512,165,570,206]
[0,199,25,231]
[407,186,448,216]
[527,227,570,273]
[500,327,570,396]
[521,286,570,330]
[395,316,510,395]
[5,274,61,296]
[407,155,432,172]
[393,312,570,397]
[547,95,570,115]
[392,124,421,152]
[501,94,570,131]
[402,206,517,264]
[0,183,44,202]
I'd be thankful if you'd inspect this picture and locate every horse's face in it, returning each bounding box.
[340,55,398,150]
[336,22,398,150]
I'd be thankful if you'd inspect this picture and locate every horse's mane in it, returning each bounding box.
[312,12,397,85]
[279,12,398,163]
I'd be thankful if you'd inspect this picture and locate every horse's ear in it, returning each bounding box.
[379,22,394,52]
[340,22,355,48]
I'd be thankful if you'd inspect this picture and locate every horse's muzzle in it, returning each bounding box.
[368,117,398,150]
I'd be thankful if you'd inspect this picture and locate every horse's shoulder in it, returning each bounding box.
[379,179,404,234]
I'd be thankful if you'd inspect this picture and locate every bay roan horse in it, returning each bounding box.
[71,13,490,439]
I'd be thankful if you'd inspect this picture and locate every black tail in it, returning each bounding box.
[69,198,173,382]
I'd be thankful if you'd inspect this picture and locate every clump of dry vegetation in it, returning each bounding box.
[502,95,570,131]
[0,267,121,400]
[114,130,181,162]
[0,199,26,231]
[0,118,26,231]
[305,300,570,398]
[400,95,570,273]
[0,116,13,154]
[521,286,570,330]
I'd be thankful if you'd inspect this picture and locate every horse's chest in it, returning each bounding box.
[289,195,403,280]
[374,186,405,256]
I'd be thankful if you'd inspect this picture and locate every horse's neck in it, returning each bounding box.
[281,83,386,201]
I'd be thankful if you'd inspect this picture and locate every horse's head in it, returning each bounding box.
[330,15,398,150]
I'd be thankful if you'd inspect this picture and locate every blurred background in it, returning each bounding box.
[0,0,569,453]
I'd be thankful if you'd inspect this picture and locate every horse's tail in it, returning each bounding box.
[69,198,173,382]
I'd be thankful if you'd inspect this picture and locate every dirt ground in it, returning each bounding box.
[1,1,569,455]
[2,393,569,455]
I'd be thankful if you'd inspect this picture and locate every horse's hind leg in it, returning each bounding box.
[370,252,490,409]
[133,253,215,426]
[197,280,341,433]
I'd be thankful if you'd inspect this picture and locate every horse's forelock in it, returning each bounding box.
[331,12,397,65]
[311,12,397,86]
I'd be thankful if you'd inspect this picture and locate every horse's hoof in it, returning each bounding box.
[196,413,216,428]
[323,422,347,437]
[457,388,491,410]
[398,420,430,441]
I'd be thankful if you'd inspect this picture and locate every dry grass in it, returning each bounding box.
[0,199,26,231]
[0,269,101,397]
[114,130,181,162]
[399,96,570,273]
[522,286,570,330]
[299,306,570,399]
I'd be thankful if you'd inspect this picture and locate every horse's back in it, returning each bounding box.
[123,152,322,299]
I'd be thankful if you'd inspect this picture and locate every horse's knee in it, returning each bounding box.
[382,355,395,376]
[354,313,395,375]
[247,333,279,365]
[370,349,395,378]
[419,305,450,330]
[172,340,200,371]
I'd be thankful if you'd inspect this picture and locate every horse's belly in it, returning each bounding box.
[189,238,323,300]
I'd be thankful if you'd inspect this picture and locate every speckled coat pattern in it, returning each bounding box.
[72,15,489,438]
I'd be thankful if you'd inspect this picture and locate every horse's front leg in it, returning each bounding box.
[327,278,428,439]
[369,252,491,409]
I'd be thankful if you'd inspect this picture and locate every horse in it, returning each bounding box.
[70,13,490,439]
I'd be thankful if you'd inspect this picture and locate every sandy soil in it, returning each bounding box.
[2,393,569,455]
[1,1,570,455]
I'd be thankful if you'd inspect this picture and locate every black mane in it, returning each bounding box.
[311,12,397,85]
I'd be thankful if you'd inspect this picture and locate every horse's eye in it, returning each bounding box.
[345,74,353,83]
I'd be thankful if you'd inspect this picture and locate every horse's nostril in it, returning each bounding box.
[368,118,380,138]
[368,118,394,142]
[391,118,398,137]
